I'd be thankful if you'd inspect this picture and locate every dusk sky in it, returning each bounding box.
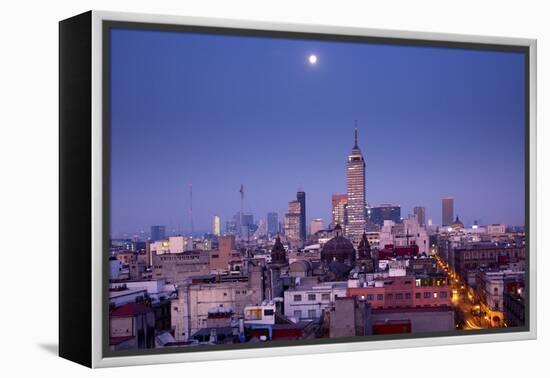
[109,28,525,236]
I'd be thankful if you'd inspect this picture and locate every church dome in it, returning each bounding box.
[451,216,464,229]
[321,225,356,264]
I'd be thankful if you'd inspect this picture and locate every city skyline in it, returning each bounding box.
[110,28,525,236]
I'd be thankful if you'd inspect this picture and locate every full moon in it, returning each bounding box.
[308,54,318,64]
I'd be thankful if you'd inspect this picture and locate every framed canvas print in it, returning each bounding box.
[59,10,537,368]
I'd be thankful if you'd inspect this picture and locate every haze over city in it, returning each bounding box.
[109,28,525,236]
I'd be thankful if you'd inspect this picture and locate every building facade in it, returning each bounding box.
[369,204,401,227]
[413,206,426,227]
[284,281,348,321]
[150,225,166,242]
[310,218,324,235]
[442,197,454,227]
[346,128,366,244]
[267,212,278,236]
[284,200,302,246]
[212,215,221,236]
[331,194,348,229]
[297,191,307,242]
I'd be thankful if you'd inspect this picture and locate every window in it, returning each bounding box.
[377,294,384,301]
[396,293,403,300]
[415,292,421,299]
[321,293,330,301]
[293,294,302,302]
[387,294,393,300]
[405,293,412,299]
[424,292,430,299]
[440,291,447,298]
[293,310,302,318]
[415,279,421,287]
[308,294,316,301]
[367,294,374,301]
[433,292,438,298]
[308,309,316,318]
[264,309,274,316]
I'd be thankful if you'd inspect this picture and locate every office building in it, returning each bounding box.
[284,200,302,246]
[212,215,221,236]
[413,206,426,226]
[297,191,307,241]
[331,194,348,229]
[442,197,454,226]
[346,128,366,243]
[369,204,401,227]
[150,225,166,242]
[310,218,324,235]
[267,212,278,236]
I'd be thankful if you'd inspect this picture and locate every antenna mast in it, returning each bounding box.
[189,183,194,237]
[354,120,358,148]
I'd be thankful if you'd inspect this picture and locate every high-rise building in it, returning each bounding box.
[369,204,401,227]
[345,128,366,244]
[284,200,301,245]
[310,218,324,236]
[345,127,367,244]
[225,220,237,235]
[150,225,166,242]
[297,191,306,242]
[413,207,426,227]
[267,212,278,236]
[212,215,221,236]
[240,212,254,239]
[331,194,348,229]
[442,197,454,227]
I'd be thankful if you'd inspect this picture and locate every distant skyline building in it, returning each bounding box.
[297,191,306,242]
[345,127,366,244]
[331,194,348,229]
[212,215,221,236]
[310,218,324,235]
[240,212,254,239]
[267,212,278,236]
[150,225,166,242]
[284,200,301,246]
[442,197,454,227]
[369,204,401,227]
[413,206,426,227]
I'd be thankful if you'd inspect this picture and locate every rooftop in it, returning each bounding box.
[111,303,150,317]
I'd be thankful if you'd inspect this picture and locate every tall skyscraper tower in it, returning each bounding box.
[346,126,366,244]
[296,191,306,241]
[284,200,302,246]
[331,194,348,229]
[413,206,426,226]
[212,215,221,236]
[267,212,278,236]
[442,197,454,227]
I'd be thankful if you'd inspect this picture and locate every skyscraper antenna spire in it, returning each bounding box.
[189,183,194,237]
[354,120,358,148]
